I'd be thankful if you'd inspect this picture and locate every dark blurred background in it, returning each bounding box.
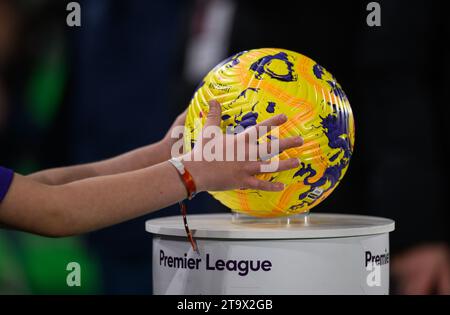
[0,0,448,294]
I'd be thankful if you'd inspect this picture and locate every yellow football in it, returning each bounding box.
[184,48,355,217]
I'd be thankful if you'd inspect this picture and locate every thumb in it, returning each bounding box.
[204,100,221,128]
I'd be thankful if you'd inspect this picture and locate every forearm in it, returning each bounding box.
[93,140,172,176]
[0,102,302,238]
[0,161,187,237]
[28,140,172,185]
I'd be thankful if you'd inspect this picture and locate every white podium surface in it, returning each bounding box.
[146,213,394,239]
[146,213,395,295]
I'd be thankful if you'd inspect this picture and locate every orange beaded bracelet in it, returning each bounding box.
[168,157,197,199]
[168,157,199,253]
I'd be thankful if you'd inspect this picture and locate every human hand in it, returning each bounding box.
[182,100,303,192]
[392,243,450,295]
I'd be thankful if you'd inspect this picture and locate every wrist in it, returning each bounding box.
[168,155,205,199]
[181,156,207,193]
[158,138,173,160]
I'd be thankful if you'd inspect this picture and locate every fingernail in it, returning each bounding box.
[276,183,285,190]
[293,158,300,167]
[209,100,220,107]
[280,114,288,121]
[296,136,304,145]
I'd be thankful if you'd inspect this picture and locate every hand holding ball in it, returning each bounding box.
[185,48,355,217]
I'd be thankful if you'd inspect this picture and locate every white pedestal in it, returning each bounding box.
[146,213,395,295]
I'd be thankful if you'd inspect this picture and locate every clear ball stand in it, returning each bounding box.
[231,210,311,227]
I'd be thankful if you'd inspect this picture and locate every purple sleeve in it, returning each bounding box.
[0,166,14,203]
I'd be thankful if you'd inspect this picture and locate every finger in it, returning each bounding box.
[176,109,188,124]
[245,177,285,191]
[437,263,450,294]
[247,114,287,138]
[204,100,222,128]
[259,136,303,160]
[247,158,300,174]
[279,136,303,152]
[402,269,435,295]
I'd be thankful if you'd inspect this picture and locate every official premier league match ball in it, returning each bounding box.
[184,48,355,217]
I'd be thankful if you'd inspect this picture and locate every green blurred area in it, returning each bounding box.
[25,41,67,129]
[0,232,100,294]
[0,27,101,295]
